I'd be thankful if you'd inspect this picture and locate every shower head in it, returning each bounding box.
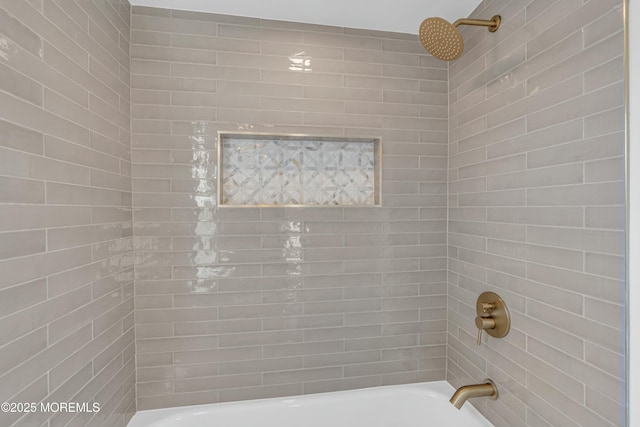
[419,15,501,61]
[419,17,464,61]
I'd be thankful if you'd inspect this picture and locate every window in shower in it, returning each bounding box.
[218,132,381,206]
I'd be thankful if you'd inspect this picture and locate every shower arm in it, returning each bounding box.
[452,15,501,32]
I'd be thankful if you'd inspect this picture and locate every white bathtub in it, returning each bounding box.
[127,381,494,427]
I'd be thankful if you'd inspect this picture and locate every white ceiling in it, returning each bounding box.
[128,0,483,34]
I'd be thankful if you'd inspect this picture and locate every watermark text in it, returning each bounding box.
[1,402,100,413]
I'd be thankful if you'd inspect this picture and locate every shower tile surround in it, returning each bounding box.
[0,1,135,426]
[0,1,626,427]
[446,0,625,427]
[130,6,449,410]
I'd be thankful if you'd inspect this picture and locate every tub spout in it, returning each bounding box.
[449,379,498,409]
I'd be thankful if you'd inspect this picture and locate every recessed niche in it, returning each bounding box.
[218,133,381,206]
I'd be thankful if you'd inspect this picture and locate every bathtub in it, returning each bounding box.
[127,381,494,427]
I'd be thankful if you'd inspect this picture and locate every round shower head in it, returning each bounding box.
[419,17,464,62]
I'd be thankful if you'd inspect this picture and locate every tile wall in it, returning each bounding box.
[0,0,628,425]
[130,6,451,410]
[0,1,135,426]
[446,0,626,426]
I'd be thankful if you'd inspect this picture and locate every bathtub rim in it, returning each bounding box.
[127,380,493,427]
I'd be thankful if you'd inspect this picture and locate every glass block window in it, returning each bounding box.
[219,133,381,206]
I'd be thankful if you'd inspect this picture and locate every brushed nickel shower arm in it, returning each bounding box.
[453,15,501,32]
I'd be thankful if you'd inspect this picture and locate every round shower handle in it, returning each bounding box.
[475,292,510,346]
[475,316,496,330]
[475,316,496,345]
